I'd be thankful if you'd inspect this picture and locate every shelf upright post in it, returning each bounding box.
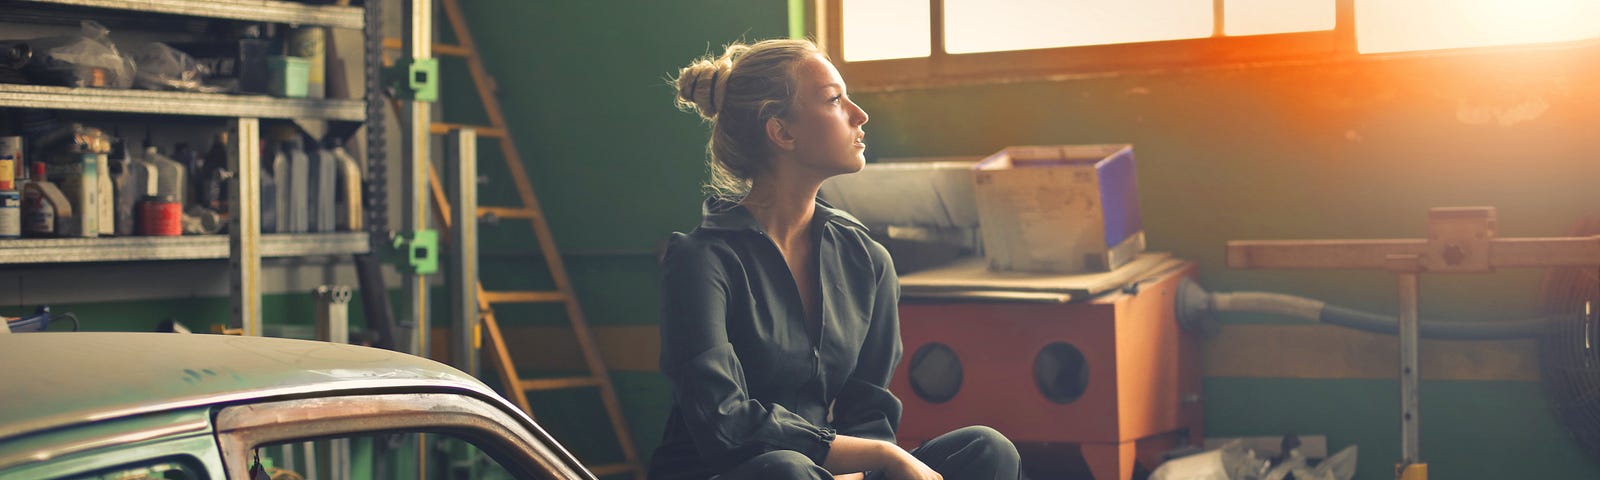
[401,0,436,475]
[401,0,435,357]
[230,117,263,335]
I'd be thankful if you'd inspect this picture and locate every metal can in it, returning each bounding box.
[0,190,18,238]
[138,194,182,236]
[0,136,20,190]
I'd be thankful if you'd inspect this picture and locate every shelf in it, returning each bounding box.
[0,84,366,121]
[0,232,370,264]
[17,0,364,29]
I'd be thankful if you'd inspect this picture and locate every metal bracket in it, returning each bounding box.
[388,57,439,102]
[391,230,439,275]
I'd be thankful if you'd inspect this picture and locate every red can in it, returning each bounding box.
[138,194,182,236]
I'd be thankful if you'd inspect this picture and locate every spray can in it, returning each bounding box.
[0,190,19,238]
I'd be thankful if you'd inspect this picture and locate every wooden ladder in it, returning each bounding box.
[387,1,643,477]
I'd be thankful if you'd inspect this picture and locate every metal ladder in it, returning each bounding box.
[386,0,643,477]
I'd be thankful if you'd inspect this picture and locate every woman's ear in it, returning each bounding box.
[766,116,796,152]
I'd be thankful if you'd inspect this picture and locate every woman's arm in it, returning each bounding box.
[832,242,904,442]
[823,435,941,480]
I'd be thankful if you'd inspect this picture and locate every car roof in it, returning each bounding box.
[0,332,499,442]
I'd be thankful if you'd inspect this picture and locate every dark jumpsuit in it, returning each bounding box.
[648,197,1019,480]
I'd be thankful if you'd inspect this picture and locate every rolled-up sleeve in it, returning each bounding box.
[830,242,903,443]
[659,233,837,468]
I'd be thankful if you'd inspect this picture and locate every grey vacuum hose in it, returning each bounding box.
[1175,278,1568,340]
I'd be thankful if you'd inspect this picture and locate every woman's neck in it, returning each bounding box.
[741,176,821,243]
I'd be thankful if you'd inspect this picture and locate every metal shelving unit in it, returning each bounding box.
[0,232,369,263]
[0,84,365,121]
[18,0,364,28]
[1,0,380,335]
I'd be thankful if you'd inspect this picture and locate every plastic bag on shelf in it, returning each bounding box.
[131,42,225,93]
[19,21,135,88]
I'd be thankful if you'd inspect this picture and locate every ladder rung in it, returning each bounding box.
[482,290,566,304]
[521,376,602,391]
[430,122,506,138]
[381,37,470,56]
[480,206,541,220]
[587,463,640,476]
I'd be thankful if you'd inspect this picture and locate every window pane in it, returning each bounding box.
[1358,0,1600,53]
[843,0,931,61]
[945,0,1213,54]
[262,434,523,480]
[1225,0,1335,36]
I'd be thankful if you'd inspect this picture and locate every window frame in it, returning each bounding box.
[817,0,1358,90]
[213,393,589,480]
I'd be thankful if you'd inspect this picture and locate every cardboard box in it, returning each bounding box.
[973,144,1144,273]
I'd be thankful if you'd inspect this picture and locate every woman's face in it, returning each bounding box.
[783,53,869,178]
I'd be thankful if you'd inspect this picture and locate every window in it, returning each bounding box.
[822,0,1600,88]
[259,434,520,480]
[214,393,588,480]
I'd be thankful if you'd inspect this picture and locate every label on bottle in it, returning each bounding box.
[0,190,19,238]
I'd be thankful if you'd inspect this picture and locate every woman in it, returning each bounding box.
[649,38,1021,480]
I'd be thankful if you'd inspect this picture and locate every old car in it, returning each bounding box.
[0,332,595,479]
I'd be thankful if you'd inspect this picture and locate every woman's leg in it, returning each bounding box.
[712,450,833,480]
[903,426,1021,480]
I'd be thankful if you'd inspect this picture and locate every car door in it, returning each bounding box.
[0,409,226,479]
[213,392,593,480]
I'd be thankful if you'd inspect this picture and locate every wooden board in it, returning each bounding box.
[900,252,1176,299]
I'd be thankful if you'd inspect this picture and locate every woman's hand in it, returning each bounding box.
[833,473,865,480]
[881,444,941,480]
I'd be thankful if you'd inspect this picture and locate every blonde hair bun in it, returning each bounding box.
[676,44,748,120]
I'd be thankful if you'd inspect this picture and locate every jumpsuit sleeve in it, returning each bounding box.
[658,233,837,469]
[830,241,904,443]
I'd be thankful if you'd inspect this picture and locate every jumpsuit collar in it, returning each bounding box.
[699,196,867,233]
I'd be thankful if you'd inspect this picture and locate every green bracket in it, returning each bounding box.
[392,230,439,275]
[388,57,439,102]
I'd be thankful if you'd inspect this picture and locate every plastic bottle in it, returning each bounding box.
[21,162,69,237]
[270,141,288,233]
[274,138,309,233]
[171,142,201,206]
[200,132,231,214]
[332,146,362,231]
[308,144,335,232]
[108,135,138,236]
[261,149,277,233]
[143,144,185,207]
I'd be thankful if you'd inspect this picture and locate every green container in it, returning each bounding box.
[267,55,309,98]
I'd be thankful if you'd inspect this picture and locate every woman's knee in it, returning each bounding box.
[954,426,1019,461]
[745,450,829,478]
